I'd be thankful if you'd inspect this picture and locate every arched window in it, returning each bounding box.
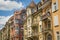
[47,34,52,40]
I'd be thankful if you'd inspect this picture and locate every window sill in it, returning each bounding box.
[53,9,58,13]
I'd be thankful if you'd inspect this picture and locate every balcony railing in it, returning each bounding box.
[41,12,51,20]
[32,32,38,36]
[10,24,14,28]
[42,27,51,33]
[32,21,39,27]
[38,0,51,10]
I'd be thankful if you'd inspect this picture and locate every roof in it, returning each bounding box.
[27,0,36,8]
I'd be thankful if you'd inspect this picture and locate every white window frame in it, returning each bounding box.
[53,15,59,26]
[52,0,58,12]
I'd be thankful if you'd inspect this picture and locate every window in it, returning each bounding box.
[15,27,19,35]
[23,15,26,20]
[15,27,19,30]
[47,34,52,40]
[48,20,51,29]
[31,9,34,13]
[31,8,37,13]
[52,0,58,12]
[20,20,23,24]
[28,19,30,25]
[40,25,42,32]
[27,9,30,16]
[14,19,19,23]
[54,3,57,11]
[54,15,59,26]
[21,13,26,20]
[56,32,60,40]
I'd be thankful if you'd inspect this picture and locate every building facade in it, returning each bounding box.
[0,30,2,40]
[0,21,10,40]
[0,0,60,40]
[13,9,26,40]
[41,0,52,40]
[0,9,26,40]
[24,0,43,40]
[52,0,60,40]
[24,0,60,40]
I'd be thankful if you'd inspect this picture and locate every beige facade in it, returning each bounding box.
[0,21,10,40]
[24,0,43,40]
[0,30,2,40]
[24,0,60,40]
[0,0,60,40]
[52,0,60,40]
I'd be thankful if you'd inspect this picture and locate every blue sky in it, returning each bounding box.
[0,0,40,30]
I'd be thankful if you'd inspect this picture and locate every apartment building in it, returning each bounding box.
[9,16,15,40]
[24,0,60,40]
[41,0,60,40]
[40,0,52,40]
[13,9,26,40]
[23,19,27,40]
[0,0,60,40]
[0,21,10,40]
[52,0,60,40]
[0,30,2,40]
[0,9,26,40]
[24,0,43,40]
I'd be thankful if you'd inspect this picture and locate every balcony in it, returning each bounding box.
[32,21,39,27]
[38,0,51,10]
[32,32,39,37]
[41,12,51,20]
[10,24,14,28]
[42,28,51,33]
[32,26,39,37]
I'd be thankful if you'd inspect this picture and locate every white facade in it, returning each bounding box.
[27,8,32,37]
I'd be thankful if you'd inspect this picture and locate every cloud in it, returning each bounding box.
[0,0,24,10]
[0,15,13,24]
[0,14,13,30]
[0,24,4,30]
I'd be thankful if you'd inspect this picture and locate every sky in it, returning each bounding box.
[0,0,40,30]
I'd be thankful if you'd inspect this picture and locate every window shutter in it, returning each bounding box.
[52,3,55,12]
[56,0,58,10]
[54,15,59,26]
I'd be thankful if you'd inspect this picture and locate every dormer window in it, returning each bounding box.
[31,8,36,13]
[31,9,34,13]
